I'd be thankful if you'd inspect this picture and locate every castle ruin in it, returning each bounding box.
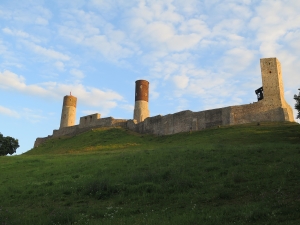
[34,58,294,147]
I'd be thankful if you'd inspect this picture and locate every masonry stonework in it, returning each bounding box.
[259,58,294,121]
[60,95,77,128]
[134,80,150,123]
[34,58,295,148]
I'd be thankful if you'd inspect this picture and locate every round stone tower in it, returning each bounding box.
[134,80,150,123]
[60,95,77,128]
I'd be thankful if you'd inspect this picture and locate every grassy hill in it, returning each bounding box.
[1,122,300,224]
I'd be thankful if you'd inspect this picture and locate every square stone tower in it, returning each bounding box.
[260,58,294,121]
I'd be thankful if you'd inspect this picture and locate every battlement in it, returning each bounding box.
[79,113,101,128]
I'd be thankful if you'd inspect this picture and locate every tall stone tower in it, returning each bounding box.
[134,80,150,123]
[60,95,77,128]
[260,57,294,121]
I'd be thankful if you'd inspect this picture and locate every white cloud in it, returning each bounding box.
[127,6,209,51]
[22,108,46,123]
[0,4,51,26]
[2,27,40,44]
[35,17,48,25]
[150,61,179,79]
[221,47,256,72]
[175,98,189,111]
[54,61,65,71]
[58,9,136,63]
[119,104,134,112]
[70,69,85,79]
[0,105,20,118]
[0,70,123,111]
[187,76,226,97]
[3,28,29,38]
[173,75,189,89]
[247,0,300,94]
[149,80,160,100]
[23,41,70,61]
[173,0,200,16]
[84,35,133,61]
[167,34,203,52]
[0,105,46,123]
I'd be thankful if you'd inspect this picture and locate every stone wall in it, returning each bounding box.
[126,103,293,136]
[128,107,231,135]
[53,117,127,138]
[34,117,127,147]
[34,102,294,148]
[33,58,295,148]
[79,113,101,128]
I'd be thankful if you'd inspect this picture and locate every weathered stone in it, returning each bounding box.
[134,80,150,123]
[33,58,295,148]
[60,95,77,128]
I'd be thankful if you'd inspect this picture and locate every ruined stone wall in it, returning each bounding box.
[128,107,232,135]
[231,102,289,124]
[126,101,293,136]
[53,125,79,138]
[79,113,101,128]
[34,117,127,147]
[34,136,51,148]
[54,117,127,138]
[34,103,294,148]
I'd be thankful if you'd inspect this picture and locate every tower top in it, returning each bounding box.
[135,80,149,102]
[62,95,77,107]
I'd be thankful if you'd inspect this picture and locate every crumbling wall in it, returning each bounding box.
[128,107,232,135]
[34,102,294,148]
[34,117,127,147]
[34,136,52,148]
[79,114,127,129]
[53,125,79,137]
[79,113,101,128]
[230,101,292,125]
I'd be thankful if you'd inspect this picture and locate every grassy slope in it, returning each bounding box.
[1,122,300,225]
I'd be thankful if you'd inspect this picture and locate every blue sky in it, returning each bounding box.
[1,0,300,155]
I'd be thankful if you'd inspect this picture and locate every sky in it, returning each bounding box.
[0,0,300,155]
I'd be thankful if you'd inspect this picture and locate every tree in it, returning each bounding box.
[0,133,20,156]
[294,89,300,120]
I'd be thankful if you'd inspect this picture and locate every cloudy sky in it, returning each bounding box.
[1,0,300,154]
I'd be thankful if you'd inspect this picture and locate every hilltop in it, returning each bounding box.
[1,122,300,224]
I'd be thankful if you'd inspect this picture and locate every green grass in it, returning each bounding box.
[1,122,300,224]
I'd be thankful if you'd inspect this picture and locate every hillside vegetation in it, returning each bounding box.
[1,122,300,224]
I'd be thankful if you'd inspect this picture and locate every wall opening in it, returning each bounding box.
[255,87,264,101]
